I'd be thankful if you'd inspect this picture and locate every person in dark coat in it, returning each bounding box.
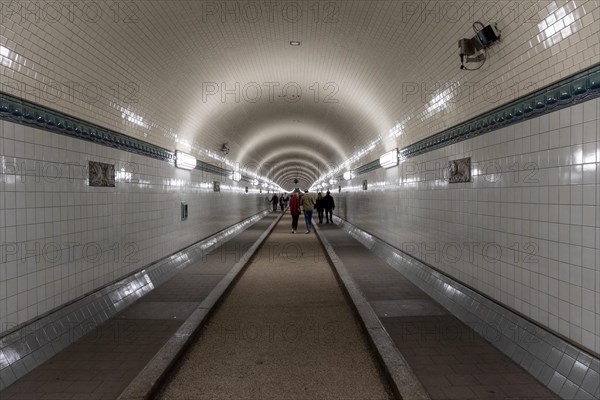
[289,192,301,233]
[271,194,279,212]
[323,190,335,223]
[315,192,324,223]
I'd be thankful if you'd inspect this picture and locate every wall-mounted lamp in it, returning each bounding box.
[232,171,241,181]
[329,179,337,185]
[458,37,484,64]
[379,149,398,169]
[175,150,197,170]
[252,179,259,185]
[343,171,354,180]
[458,22,500,70]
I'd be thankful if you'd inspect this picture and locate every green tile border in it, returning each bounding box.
[1,64,599,177]
[399,64,600,160]
[338,63,600,178]
[0,92,232,176]
[0,92,173,161]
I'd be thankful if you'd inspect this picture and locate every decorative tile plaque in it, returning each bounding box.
[88,161,115,187]
[448,157,471,183]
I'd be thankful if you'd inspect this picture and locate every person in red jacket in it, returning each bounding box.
[289,191,301,233]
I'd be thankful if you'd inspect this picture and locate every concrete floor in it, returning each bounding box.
[317,224,560,400]
[156,211,392,400]
[0,209,567,400]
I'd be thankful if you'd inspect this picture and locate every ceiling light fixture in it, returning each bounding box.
[290,41,301,46]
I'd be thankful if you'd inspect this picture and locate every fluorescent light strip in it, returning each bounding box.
[379,149,398,169]
[175,150,197,170]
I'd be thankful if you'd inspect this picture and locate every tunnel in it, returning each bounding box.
[0,1,599,399]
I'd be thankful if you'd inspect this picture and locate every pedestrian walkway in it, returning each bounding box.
[316,223,559,400]
[0,214,279,400]
[156,212,392,400]
[0,210,566,400]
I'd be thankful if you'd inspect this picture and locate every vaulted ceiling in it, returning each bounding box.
[1,0,582,189]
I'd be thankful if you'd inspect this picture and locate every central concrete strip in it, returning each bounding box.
[117,212,284,400]
[314,223,431,400]
[155,212,392,400]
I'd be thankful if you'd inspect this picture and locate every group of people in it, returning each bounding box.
[270,193,289,212]
[288,190,335,234]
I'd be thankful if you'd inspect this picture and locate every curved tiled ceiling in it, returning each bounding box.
[1,1,596,189]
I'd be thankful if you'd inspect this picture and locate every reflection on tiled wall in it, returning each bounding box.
[337,97,600,355]
[1,1,599,167]
[392,0,600,150]
[0,120,267,334]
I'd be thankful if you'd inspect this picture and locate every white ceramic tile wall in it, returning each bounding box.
[0,0,598,353]
[0,1,598,177]
[335,98,600,356]
[394,0,600,149]
[0,120,267,334]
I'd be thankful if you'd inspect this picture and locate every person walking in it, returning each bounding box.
[323,190,335,223]
[283,194,289,209]
[315,192,324,224]
[270,193,279,212]
[301,190,315,233]
[289,191,301,233]
[279,194,285,212]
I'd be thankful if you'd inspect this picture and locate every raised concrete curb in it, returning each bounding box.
[117,212,284,400]
[314,224,430,400]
